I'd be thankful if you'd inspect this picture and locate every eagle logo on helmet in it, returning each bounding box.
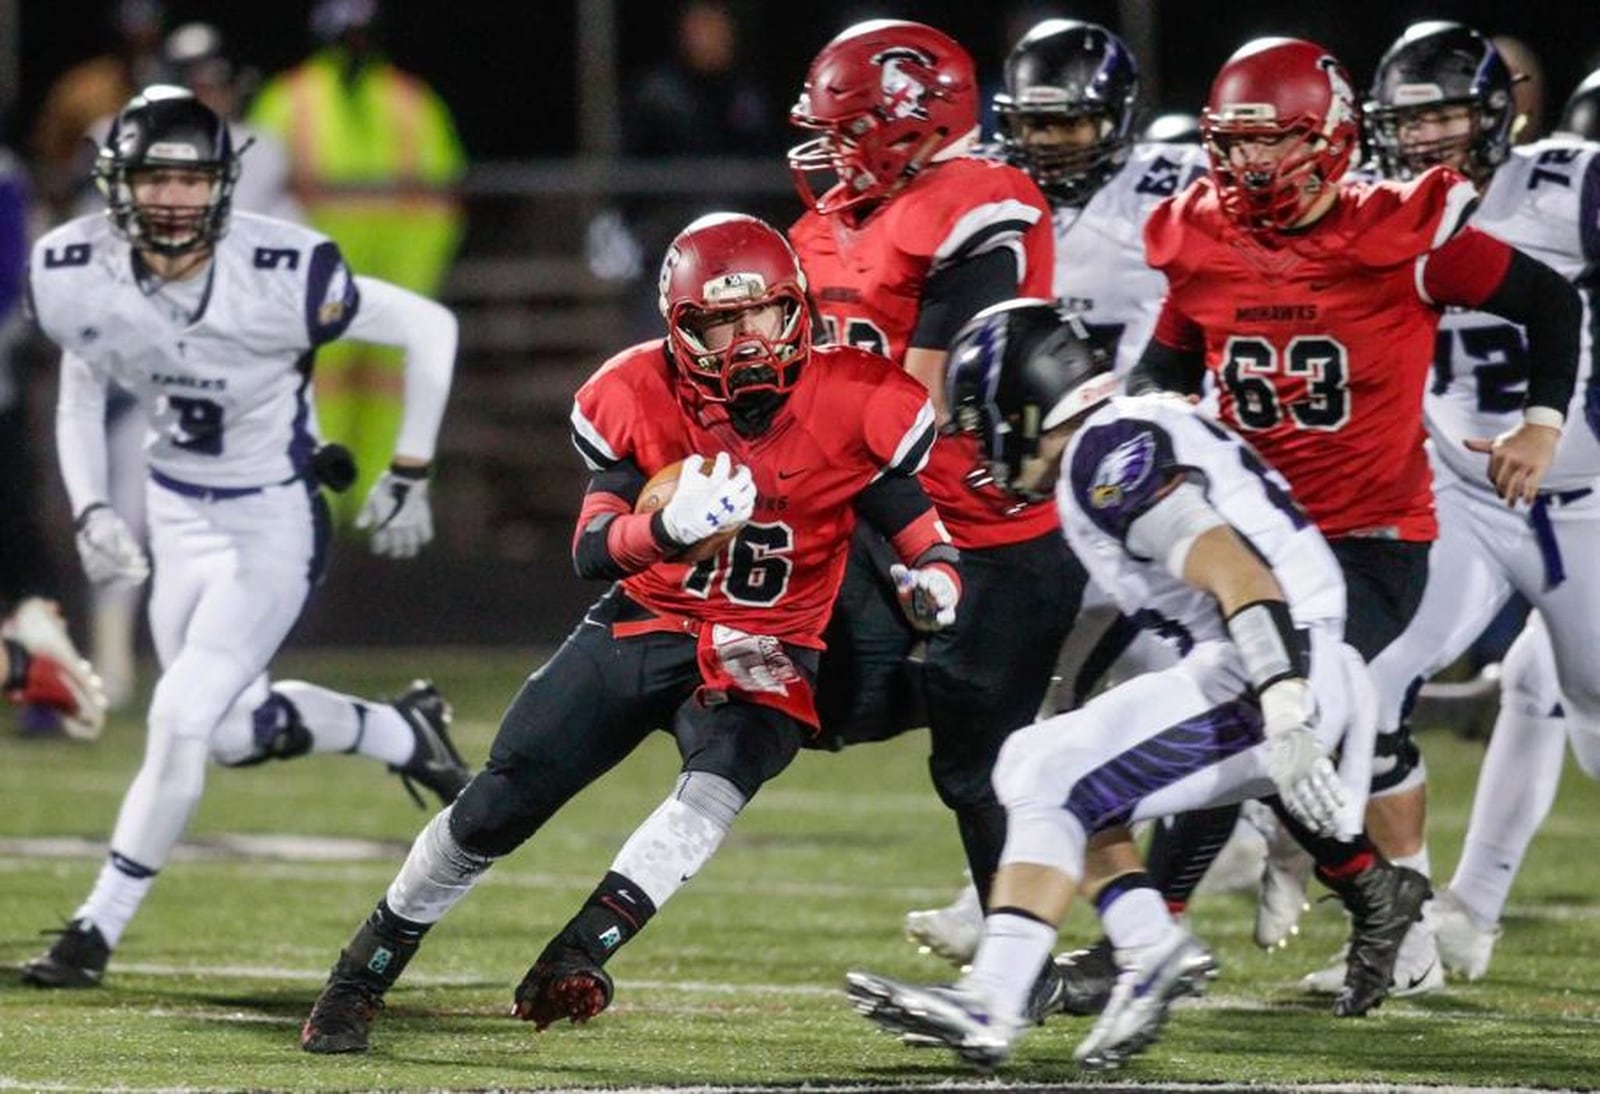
[874,47,935,120]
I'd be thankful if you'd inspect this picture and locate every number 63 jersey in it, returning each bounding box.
[28,211,360,490]
[1427,138,1600,493]
[1145,165,1480,541]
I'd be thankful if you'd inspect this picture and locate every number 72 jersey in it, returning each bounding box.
[1427,138,1600,493]
[28,211,360,490]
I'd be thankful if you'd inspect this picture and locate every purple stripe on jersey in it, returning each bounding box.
[305,240,360,345]
[1064,696,1263,833]
[288,350,318,478]
[1580,153,1600,264]
[0,172,28,319]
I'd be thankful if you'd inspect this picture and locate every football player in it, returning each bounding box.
[299,212,961,1052]
[906,20,1250,991]
[1555,68,1600,141]
[1,599,107,738]
[19,87,470,990]
[848,299,1365,1071]
[786,22,1082,1010]
[1128,37,1581,1015]
[1360,22,1600,984]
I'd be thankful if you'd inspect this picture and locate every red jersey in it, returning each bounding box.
[789,155,1057,548]
[571,341,938,646]
[1144,166,1480,541]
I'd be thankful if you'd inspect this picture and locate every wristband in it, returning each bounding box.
[1225,599,1308,695]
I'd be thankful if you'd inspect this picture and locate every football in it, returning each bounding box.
[636,457,745,563]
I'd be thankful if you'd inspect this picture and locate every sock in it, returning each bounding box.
[1096,872,1174,951]
[1146,803,1243,914]
[76,852,157,948]
[1271,795,1375,877]
[272,680,414,766]
[960,910,1057,1023]
[607,771,744,908]
[334,900,431,994]
[555,870,658,965]
[1451,707,1567,924]
[1391,847,1431,878]
[385,806,495,924]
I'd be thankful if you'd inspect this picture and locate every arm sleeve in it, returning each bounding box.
[341,275,458,462]
[1127,301,1207,396]
[908,247,1019,351]
[571,460,675,580]
[1426,234,1580,418]
[54,351,110,517]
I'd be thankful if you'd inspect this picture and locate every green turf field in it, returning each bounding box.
[2,648,1598,1091]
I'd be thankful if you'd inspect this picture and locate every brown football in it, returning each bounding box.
[636,457,745,563]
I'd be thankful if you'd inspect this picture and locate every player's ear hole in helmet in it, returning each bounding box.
[993,19,1140,207]
[788,19,980,217]
[1365,21,1516,185]
[945,297,1116,504]
[95,85,243,258]
[658,212,811,434]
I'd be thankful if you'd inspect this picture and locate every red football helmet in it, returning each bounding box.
[1201,38,1359,233]
[658,213,811,404]
[789,19,979,216]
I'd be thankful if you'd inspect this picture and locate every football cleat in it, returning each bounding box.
[1051,937,1119,1016]
[1433,887,1501,980]
[1073,930,1218,1071]
[846,971,1021,1071]
[389,680,471,808]
[1253,809,1314,949]
[904,881,982,966]
[20,918,111,988]
[1321,862,1432,1017]
[512,942,614,1030]
[1303,917,1446,998]
[301,977,385,1053]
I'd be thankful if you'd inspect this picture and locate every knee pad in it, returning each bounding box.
[214,691,312,768]
[448,764,554,858]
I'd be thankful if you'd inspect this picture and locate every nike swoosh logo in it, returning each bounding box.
[1403,959,1437,991]
[777,468,806,480]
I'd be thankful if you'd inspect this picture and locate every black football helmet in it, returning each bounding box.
[94,85,240,257]
[993,19,1140,206]
[1557,68,1600,141]
[1366,21,1514,184]
[946,298,1116,502]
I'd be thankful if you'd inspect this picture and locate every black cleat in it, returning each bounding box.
[512,942,614,1030]
[389,680,471,808]
[302,977,385,1053]
[1328,861,1431,1017]
[20,919,110,988]
[1051,937,1119,1016]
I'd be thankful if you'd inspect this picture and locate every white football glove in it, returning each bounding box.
[660,453,756,548]
[75,505,150,588]
[357,468,434,559]
[890,563,960,633]
[2,598,107,739]
[1261,679,1347,838]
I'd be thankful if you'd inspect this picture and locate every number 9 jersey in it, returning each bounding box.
[28,211,360,491]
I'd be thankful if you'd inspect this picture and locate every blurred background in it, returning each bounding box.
[1,0,1595,654]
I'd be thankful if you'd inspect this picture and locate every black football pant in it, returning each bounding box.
[449,586,813,858]
[815,526,1086,905]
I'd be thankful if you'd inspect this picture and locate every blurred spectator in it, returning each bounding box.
[247,0,465,528]
[1492,34,1545,144]
[1556,68,1600,140]
[30,0,165,220]
[622,1,781,156]
[160,22,304,223]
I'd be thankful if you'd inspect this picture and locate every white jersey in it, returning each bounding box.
[29,211,359,490]
[1059,395,1346,651]
[1051,142,1209,376]
[1426,137,1600,492]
